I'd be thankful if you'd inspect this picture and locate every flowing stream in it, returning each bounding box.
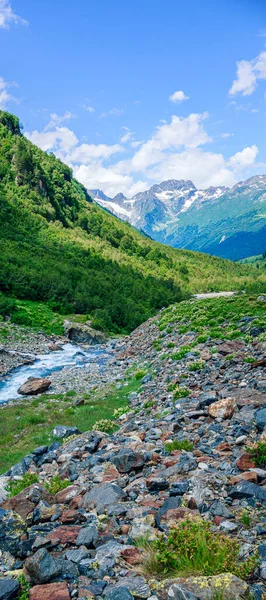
[0,343,112,404]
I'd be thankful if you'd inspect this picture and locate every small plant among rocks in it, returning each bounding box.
[239,509,252,528]
[93,418,116,433]
[149,518,258,579]
[6,473,39,497]
[135,369,147,380]
[245,441,266,467]
[188,360,205,371]
[165,440,193,453]
[17,574,30,600]
[173,386,190,400]
[45,475,71,495]
[113,406,130,418]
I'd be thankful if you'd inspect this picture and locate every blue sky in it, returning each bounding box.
[1,0,266,196]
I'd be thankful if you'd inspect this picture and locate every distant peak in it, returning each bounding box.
[113,193,128,202]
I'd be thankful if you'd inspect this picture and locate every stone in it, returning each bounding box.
[0,579,19,600]
[256,408,266,432]
[146,476,169,492]
[48,343,62,351]
[29,582,71,600]
[156,496,182,529]
[120,547,143,565]
[105,587,134,600]
[236,453,255,470]
[76,524,99,547]
[2,484,52,520]
[51,425,81,439]
[0,508,26,556]
[18,377,51,396]
[167,584,200,600]
[25,548,62,584]
[228,481,266,502]
[208,397,236,419]
[209,500,234,519]
[64,321,107,344]
[47,525,81,545]
[157,574,249,600]
[83,483,126,511]
[96,541,131,564]
[113,449,147,473]
[170,481,189,496]
[108,576,150,599]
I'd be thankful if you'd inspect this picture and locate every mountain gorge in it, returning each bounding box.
[90,176,266,261]
[2,110,264,335]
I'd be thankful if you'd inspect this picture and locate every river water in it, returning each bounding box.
[0,343,112,404]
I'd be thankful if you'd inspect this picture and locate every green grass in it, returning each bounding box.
[246,442,266,468]
[45,475,71,494]
[6,473,39,497]
[165,440,193,453]
[0,375,141,474]
[157,295,266,344]
[142,518,258,580]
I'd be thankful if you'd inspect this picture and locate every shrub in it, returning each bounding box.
[173,386,190,399]
[45,475,71,495]
[165,440,193,453]
[93,418,116,433]
[153,518,258,579]
[0,293,17,317]
[17,574,30,600]
[188,361,205,371]
[246,442,266,467]
[6,473,39,497]
[135,370,147,380]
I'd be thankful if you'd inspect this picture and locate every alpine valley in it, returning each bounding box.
[89,176,266,261]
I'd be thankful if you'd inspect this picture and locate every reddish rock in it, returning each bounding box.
[208,397,236,420]
[18,377,51,396]
[120,547,143,565]
[48,343,62,352]
[187,497,198,510]
[55,486,80,504]
[229,471,258,485]
[213,515,223,526]
[2,485,53,520]
[216,442,232,453]
[47,525,81,545]
[160,507,195,525]
[120,524,130,534]
[103,465,120,482]
[236,453,256,471]
[29,582,70,600]
[60,509,81,524]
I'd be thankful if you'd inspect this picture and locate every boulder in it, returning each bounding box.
[105,576,150,599]
[83,483,126,511]
[0,579,19,600]
[18,377,51,396]
[255,407,266,432]
[228,481,266,502]
[208,397,236,419]
[29,582,71,600]
[113,449,147,473]
[51,425,81,439]
[158,574,249,600]
[76,524,99,548]
[25,548,62,584]
[105,588,134,600]
[64,321,107,345]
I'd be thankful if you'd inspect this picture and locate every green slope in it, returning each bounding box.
[0,110,265,333]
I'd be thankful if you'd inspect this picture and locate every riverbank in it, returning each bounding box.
[0,293,266,599]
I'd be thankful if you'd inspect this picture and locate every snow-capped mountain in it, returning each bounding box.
[89,175,266,260]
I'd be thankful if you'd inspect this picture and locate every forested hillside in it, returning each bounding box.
[0,111,265,333]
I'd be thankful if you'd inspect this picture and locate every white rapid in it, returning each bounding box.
[0,343,111,404]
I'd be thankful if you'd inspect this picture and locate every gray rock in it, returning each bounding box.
[84,483,126,512]
[64,321,107,344]
[51,425,81,439]
[256,408,266,431]
[96,541,131,564]
[65,548,88,563]
[168,584,199,600]
[24,548,62,584]
[76,524,99,548]
[113,448,147,473]
[228,481,266,502]
[108,576,150,599]
[18,377,51,395]
[0,579,19,600]
[209,500,234,518]
[105,587,134,600]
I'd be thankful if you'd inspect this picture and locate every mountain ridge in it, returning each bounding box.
[89,175,266,260]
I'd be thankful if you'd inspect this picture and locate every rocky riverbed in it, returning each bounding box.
[0,296,266,599]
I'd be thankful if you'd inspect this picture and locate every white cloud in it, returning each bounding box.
[169,90,189,102]
[0,0,27,28]
[220,132,234,139]
[44,111,76,131]
[25,110,260,197]
[229,51,266,96]
[100,108,124,118]
[81,104,95,112]
[131,113,211,171]
[120,127,134,143]
[25,127,78,153]
[0,76,17,109]
[228,144,258,169]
